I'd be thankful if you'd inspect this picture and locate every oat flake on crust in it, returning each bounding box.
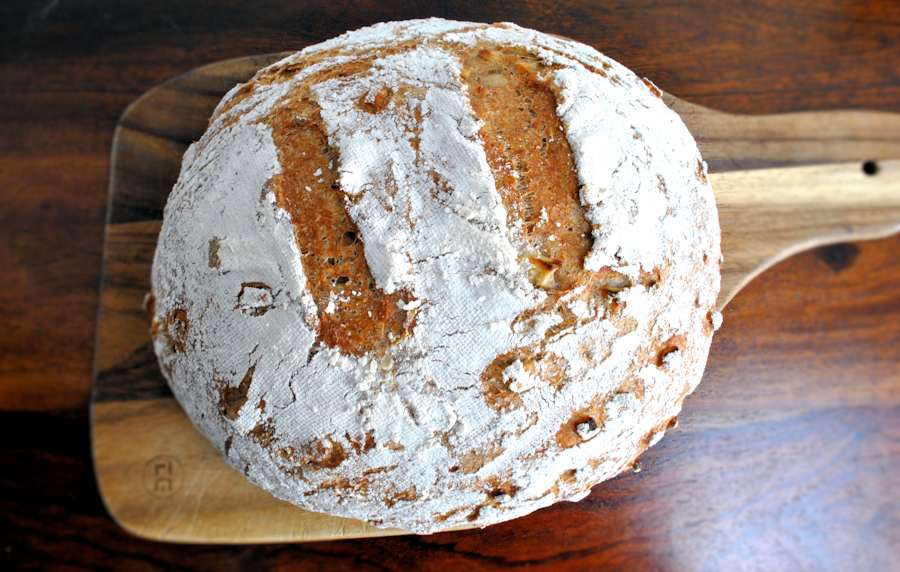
[151,18,721,533]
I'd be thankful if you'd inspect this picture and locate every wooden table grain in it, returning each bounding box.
[1,1,898,570]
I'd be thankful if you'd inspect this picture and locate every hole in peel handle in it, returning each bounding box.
[862,160,879,176]
[712,159,900,310]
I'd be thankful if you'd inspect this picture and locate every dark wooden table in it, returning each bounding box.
[2,1,898,570]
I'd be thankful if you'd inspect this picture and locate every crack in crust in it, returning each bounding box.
[217,364,256,421]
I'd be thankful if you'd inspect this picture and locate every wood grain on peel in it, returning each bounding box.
[2,0,900,568]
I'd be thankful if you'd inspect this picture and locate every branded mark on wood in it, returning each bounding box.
[143,455,182,498]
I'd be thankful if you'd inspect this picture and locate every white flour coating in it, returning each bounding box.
[151,19,721,534]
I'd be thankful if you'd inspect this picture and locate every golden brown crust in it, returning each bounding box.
[383,486,418,508]
[457,45,592,291]
[217,364,255,420]
[164,307,188,353]
[456,443,505,474]
[248,418,276,448]
[279,435,348,470]
[555,394,610,449]
[264,83,413,356]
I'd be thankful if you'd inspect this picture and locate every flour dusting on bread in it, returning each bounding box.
[151,18,721,533]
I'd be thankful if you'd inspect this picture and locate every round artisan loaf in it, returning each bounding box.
[151,18,722,533]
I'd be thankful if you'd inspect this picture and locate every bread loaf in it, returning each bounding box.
[150,18,722,533]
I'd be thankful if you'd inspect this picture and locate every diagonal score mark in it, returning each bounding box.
[303,43,538,371]
[262,64,415,357]
[458,44,593,291]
